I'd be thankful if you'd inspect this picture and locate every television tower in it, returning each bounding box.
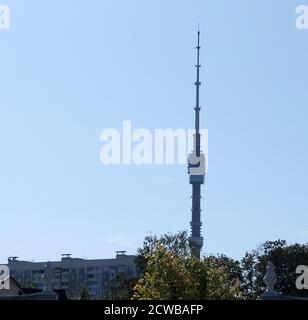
[188,30,206,259]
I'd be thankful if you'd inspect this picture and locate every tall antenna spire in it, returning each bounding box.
[188,29,206,259]
[195,28,201,157]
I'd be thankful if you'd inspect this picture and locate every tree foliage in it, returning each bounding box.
[135,231,191,274]
[133,232,241,300]
[108,231,308,300]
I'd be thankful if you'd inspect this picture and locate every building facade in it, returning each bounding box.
[5,252,138,299]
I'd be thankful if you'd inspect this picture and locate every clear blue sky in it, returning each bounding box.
[0,0,307,263]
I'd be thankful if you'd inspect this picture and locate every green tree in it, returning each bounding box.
[205,255,243,299]
[135,231,191,274]
[133,244,207,300]
[133,232,241,300]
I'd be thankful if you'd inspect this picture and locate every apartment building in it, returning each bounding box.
[6,252,138,299]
